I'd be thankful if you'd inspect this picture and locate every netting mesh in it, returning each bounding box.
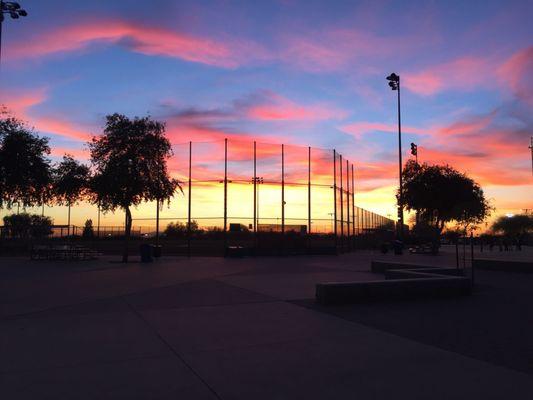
[135,138,394,236]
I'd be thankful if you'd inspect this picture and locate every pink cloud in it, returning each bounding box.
[35,117,93,142]
[5,20,270,68]
[50,147,90,161]
[1,89,93,142]
[339,122,426,138]
[278,28,429,73]
[403,57,490,96]
[403,47,533,98]
[244,92,347,121]
[497,46,533,105]
[434,112,494,137]
[0,88,47,115]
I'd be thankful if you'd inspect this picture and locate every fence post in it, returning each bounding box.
[352,163,355,247]
[308,146,311,235]
[339,155,343,251]
[253,141,257,234]
[470,231,475,287]
[281,144,285,236]
[333,150,337,248]
[67,203,71,237]
[455,240,459,270]
[187,141,192,257]
[155,199,159,246]
[97,203,101,238]
[224,138,228,252]
[346,159,350,250]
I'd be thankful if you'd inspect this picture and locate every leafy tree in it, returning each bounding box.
[53,155,91,235]
[2,213,53,239]
[164,220,199,237]
[89,114,180,262]
[0,113,52,209]
[82,219,95,238]
[402,160,491,234]
[492,214,533,237]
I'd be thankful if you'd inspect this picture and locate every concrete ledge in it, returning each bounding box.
[384,268,464,280]
[371,261,437,273]
[316,276,472,305]
[473,259,533,273]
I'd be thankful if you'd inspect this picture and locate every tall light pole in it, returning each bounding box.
[0,2,28,67]
[386,72,404,241]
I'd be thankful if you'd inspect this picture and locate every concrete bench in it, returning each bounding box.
[316,261,471,305]
[384,267,463,279]
[316,276,471,305]
[473,259,533,273]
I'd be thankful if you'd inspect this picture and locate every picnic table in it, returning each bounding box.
[31,244,99,261]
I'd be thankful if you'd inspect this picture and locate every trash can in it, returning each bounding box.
[393,240,403,255]
[140,244,153,262]
[152,245,162,258]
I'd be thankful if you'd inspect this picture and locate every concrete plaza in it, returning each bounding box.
[1,248,532,399]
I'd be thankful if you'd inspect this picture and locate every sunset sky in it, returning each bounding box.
[0,0,532,230]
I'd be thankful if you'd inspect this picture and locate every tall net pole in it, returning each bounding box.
[333,150,337,247]
[352,164,356,245]
[281,144,285,235]
[223,138,228,251]
[346,159,350,249]
[187,141,192,257]
[339,154,344,250]
[308,146,311,235]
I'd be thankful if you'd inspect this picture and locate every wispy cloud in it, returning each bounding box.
[5,19,271,68]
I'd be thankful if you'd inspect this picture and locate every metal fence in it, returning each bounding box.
[130,138,396,238]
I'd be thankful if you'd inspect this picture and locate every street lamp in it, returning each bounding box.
[386,72,404,241]
[0,1,28,66]
[252,176,264,231]
[410,142,418,164]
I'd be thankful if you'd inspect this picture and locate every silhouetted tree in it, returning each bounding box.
[82,219,95,238]
[3,213,53,239]
[0,113,52,209]
[492,214,533,236]
[164,220,199,237]
[402,160,490,234]
[89,114,180,262]
[53,155,91,235]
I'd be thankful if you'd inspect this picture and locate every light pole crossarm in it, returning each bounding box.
[0,1,28,67]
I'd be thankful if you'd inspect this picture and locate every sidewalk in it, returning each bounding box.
[1,252,532,399]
